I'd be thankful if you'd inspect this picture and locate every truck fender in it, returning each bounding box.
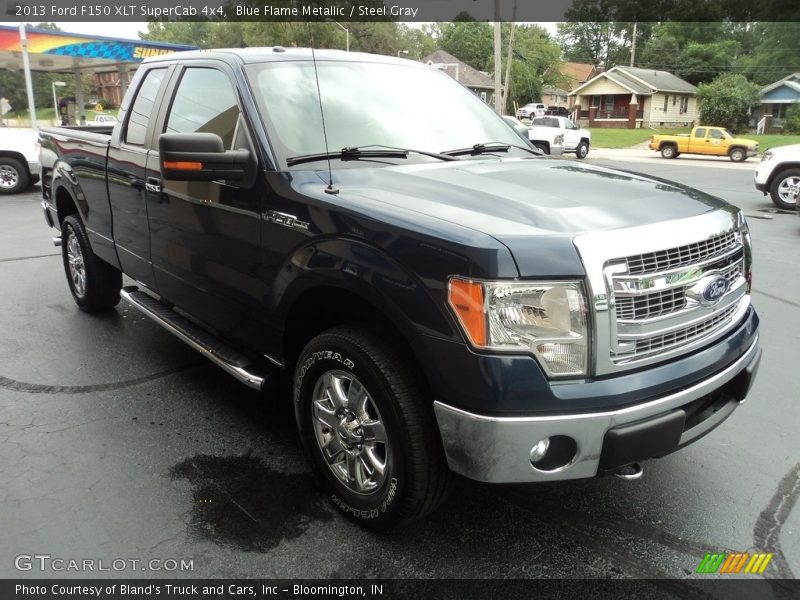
[49,159,88,224]
[270,237,460,365]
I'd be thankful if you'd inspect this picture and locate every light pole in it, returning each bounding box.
[333,21,349,52]
[397,50,409,58]
[51,81,66,125]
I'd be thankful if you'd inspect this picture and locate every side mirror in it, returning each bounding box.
[159,132,251,183]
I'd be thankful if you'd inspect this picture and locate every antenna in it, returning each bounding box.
[311,46,338,195]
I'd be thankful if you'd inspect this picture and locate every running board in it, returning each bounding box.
[121,287,269,390]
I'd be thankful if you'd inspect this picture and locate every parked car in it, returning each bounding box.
[650,127,759,162]
[86,114,118,126]
[0,127,40,194]
[546,106,570,117]
[40,48,760,530]
[754,143,800,210]
[516,102,546,120]
[502,116,563,156]
[530,116,592,158]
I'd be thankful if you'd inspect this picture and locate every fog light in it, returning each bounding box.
[530,438,550,464]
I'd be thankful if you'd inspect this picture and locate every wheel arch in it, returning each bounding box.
[0,150,32,177]
[766,162,800,190]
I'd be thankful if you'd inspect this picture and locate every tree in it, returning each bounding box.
[438,22,493,72]
[785,104,800,135]
[556,21,629,68]
[697,73,761,131]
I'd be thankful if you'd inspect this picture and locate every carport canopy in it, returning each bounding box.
[0,24,197,126]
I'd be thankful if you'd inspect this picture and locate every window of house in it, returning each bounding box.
[125,68,167,146]
[680,96,689,114]
[604,96,614,112]
[165,68,240,149]
[663,95,669,111]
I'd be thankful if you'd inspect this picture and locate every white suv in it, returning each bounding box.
[530,116,592,159]
[754,144,800,211]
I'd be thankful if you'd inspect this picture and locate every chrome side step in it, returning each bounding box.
[121,287,269,390]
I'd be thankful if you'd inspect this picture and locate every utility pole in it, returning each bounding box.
[502,4,518,115]
[630,22,637,67]
[19,24,37,129]
[493,0,502,113]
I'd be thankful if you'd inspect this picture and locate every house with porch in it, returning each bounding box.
[756,73,800,132]
[569,66,698,129]
[423,50,495,105]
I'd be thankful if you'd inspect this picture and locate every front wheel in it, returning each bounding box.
[575,141,589,159]
[729,147,747,162]
[294,325,452,530]
[61,215,122,311]
[0,157,30,194]
[769,168,800,211]
[533,142,550,155]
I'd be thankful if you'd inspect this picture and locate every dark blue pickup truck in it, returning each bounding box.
[39,48,761,529]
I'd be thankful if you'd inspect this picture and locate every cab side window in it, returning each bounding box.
[694,128,707,138]
[709,129,724,139]
[165,68,240,149]
[125,68,167,146]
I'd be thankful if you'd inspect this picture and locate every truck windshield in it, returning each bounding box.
[245,60,524,167]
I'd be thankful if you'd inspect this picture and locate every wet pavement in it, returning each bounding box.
[0,160,797,590]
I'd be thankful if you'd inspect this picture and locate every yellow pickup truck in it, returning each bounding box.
[649,126,759,162]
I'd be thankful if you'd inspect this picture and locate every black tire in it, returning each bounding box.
[61,215,122,312]
[533,142,550,155]
[660,144,678,159]
[0,157,31,194]
[575,140,589,159]
[729,147,747,162]
[769,168,800,211]
[294,325,452,530]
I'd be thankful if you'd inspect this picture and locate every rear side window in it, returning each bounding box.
[125,68,167,146]
[165,68,240,149]
[694,128,707,138]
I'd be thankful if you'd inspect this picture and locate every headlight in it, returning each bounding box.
[761,150,773,162]
[448,278,590,377]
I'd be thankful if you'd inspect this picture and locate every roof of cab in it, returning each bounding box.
[142,47,418,66]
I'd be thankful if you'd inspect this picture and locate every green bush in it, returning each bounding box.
[785,104,800,135]
[697,74,762,131]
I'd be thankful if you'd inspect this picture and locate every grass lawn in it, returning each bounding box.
[590,127,800,151]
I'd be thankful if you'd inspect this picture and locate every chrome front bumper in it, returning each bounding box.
[434,337,761,483]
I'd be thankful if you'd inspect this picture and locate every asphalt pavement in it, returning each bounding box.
[0,157,797,592]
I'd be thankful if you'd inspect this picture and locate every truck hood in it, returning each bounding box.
[327,157,726,237]
[320,157,728,276]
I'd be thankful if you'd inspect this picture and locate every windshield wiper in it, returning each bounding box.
[441,142,540,157]
[286,145,460,167]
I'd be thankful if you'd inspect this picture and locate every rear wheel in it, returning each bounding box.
[769,168,800,211]
[294,325,452,530]
[660,144,677,159]
[729,147,747,162]
[0,157,30,194]
[575,141,589,159]
[61,215,122,312]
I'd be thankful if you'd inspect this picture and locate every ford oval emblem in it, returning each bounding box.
[702,276,730,303]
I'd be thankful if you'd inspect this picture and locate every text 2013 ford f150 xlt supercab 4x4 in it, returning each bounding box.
[39,49,761,530]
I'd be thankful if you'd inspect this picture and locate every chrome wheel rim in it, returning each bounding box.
[311,370,389,495]
[0,164,19,189]
[778,176,800,206]
[66,229,86,297]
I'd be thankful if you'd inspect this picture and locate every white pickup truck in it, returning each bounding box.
[530,116,592,159]
[754,144,800,211]
[0,127,40,194]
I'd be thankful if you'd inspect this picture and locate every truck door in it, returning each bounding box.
[689,127,708,154]
[145,64,265,353]
[708,128,728,155]
[107,67,169,287]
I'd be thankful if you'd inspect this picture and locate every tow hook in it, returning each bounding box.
[614,463,643,480]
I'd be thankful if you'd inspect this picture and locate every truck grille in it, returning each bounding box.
[608,230,747,366]
[624,231,738,275]
[615,254,743,321]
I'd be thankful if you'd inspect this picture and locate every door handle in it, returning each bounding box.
[145,177,162,193]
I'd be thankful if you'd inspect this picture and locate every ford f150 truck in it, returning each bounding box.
[39,49,761,530]
[650,126,759,161]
